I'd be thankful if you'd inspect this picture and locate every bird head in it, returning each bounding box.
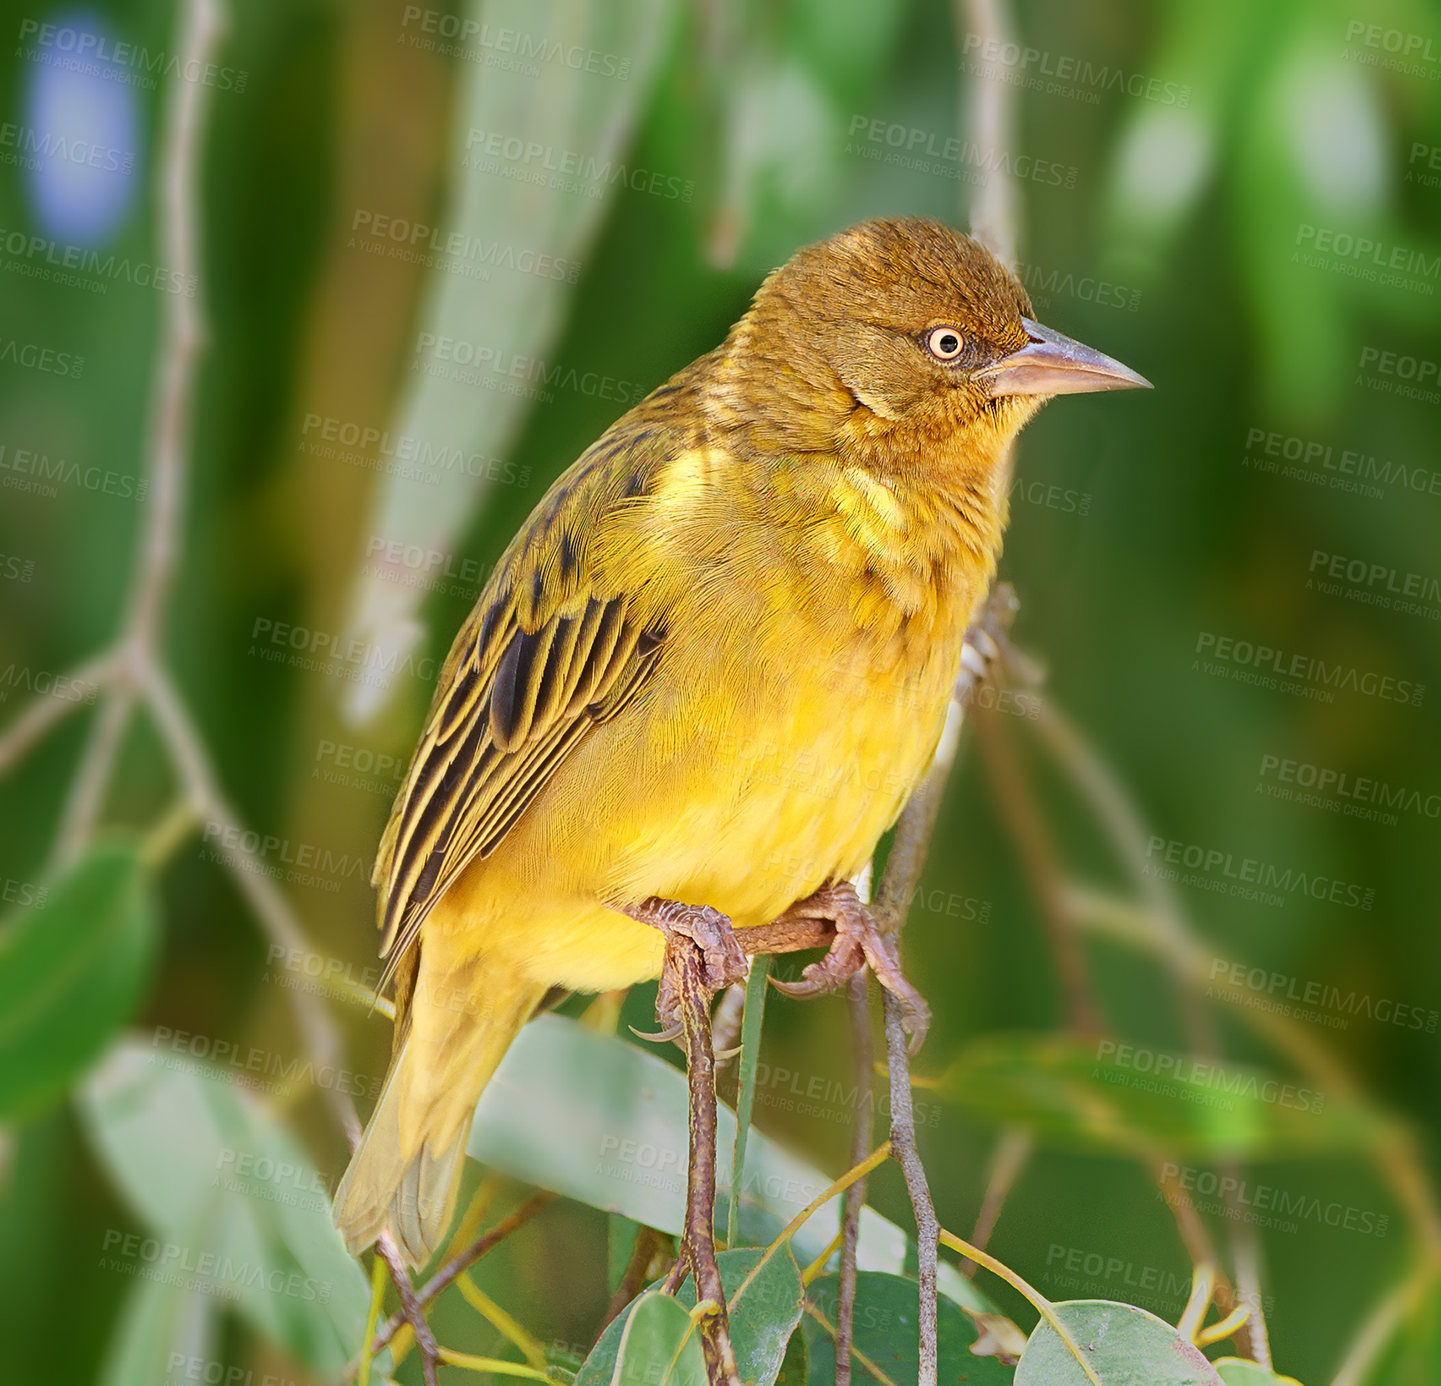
[711,217,1149,462]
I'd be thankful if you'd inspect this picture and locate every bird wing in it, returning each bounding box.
[372,416,691,987]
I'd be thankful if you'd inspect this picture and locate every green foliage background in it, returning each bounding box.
[1,0,1439,1381]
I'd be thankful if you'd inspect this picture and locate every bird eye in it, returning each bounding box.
[924,326,965,361]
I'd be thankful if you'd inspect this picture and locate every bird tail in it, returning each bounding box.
[333,954,545,1266]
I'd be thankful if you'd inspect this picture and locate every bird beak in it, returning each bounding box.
[982,317,1152,397]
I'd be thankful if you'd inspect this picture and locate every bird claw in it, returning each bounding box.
[768,882,931,1053]
[620,896,749,1040]
[630,1020,685,1044]
[770,956,858,1001]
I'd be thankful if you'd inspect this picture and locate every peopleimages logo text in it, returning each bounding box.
[1258,755,1441,820]
[1195,632,1423,707]
[1095,1037,1319,1112]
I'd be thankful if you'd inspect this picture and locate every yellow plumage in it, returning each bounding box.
[334,217,1147,1262]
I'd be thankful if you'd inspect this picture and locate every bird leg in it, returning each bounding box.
[622,897,745,1386]
[624,896,749,1042]
[767,881,932,1051]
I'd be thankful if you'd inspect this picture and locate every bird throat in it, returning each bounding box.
[769,431,1010,653]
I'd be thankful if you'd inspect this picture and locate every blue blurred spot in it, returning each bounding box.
[22,10,140,245]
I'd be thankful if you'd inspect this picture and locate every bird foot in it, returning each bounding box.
[769,881,931,1052]
[622,896,749,1036]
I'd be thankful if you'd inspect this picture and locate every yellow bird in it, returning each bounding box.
[334,217,1148,1262]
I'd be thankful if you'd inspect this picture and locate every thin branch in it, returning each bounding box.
[804,1302,903,1386]
[376,1233,440,1386]
[882,979,939,1386]
[672,944,742,1386]
[46,0,220,865]
[124,0,218,662]
[835,973,874,1386]
[0,652,114,776]
[51,689,135,869]
[361,1192,555,1365]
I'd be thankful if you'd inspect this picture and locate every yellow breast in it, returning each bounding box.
[433,447,995,994]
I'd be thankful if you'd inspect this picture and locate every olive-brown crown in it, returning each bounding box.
[708,217,1038,453]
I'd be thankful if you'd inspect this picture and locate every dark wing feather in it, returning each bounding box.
[371,415,689,987]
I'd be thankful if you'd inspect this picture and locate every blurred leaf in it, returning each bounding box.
[0,839,156,1120]
[79,1039,371,1376]
[705,0,906,271]
[802,1271,1014,1385]
[1102,0,1250,255]
[576,1289,706,1386]
[712,58,840,267]
[581,1247,803,1386]
[1355,1275,1441,1386]
[342,0,678,725]
[468,1013,991,1312]
[938,1032,1381,1159]
[98,1272,215,1386]
[1015,1300,1223,1385]
[1213,1359,1305,1386]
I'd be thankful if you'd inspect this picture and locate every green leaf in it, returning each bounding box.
[0,840,156,1120]
[1214,1360,1306,1386]
[79,1038,371,1376]
[802,1271,1015,1385]
[939,1032,1379,1160]
[468,1014,991,1313]
[581,1247,804,1386]
[1015,1300,1224,1386]
[578,1290,706,1386]
[98,1271,216,1386]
